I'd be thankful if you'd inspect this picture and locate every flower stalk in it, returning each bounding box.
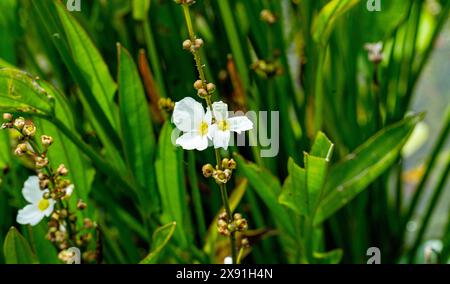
[179,2,239,263]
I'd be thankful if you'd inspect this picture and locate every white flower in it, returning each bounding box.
[173,97,212,151]
[208,101,253,150]
[364,42,383,63]
[16,176,55,226]
[224,256,233,264]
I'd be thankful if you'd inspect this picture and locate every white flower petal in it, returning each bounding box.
[229,116,253,134]
[22,176,43,204]
[172,97,206,132]
[43,199,56,217]
[212,129,231,150]
[64,185,75,200]
[212,101,229,121]
[224,256,233,264]
[16,204,45,226]
[176,132,209,151]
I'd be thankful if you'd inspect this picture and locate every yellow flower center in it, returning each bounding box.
[199,121,209,136]
[217,120,230,131]
[38,199,50,211]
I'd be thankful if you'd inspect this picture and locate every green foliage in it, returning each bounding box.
[0,0,448,264]
[3,227,39,264]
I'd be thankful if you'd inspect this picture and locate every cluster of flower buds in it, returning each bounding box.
[183,37,204,53]
[38,165,73,201]
[158,98,175,113]
[174,0,195,6]
[202,158,237,185]
[193,80,215,98]
[260,9,277,25]
[252,59,283,79]
[48,209,97,263]
[217,211,249,237]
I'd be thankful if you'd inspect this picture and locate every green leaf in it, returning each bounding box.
[140,222,176,264]
[312,0,361,45]
[234,154,295,238]
[314,114,423,226]
[305,154,329,214]
[155,122,188,248]
[313,249,343,264]
[0,68,55,115]
[132,0,151,21]
[3,227,39,264]
[311,131,334,160]
[54,2,118,127]
[279,158,308,216]
[117,44,156,196]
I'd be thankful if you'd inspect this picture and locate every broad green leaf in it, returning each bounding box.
[0,130,10,171]
[0,68,54,114]
[313,249,343,264]
[155,122,188,248]
[132,0,151,21]
[3,227,39,264]
[279,158,308,216]
[0,58,14,68]
[311,131,334,160]
[314,114,423,225]
[117,44,156,198]
[235,154,296,238]
[312,0,361,45]
[305,154,329,214]
[55,2,118,127]
[140,222,176,264]
[30,224,59,264]
[0,68,94,200]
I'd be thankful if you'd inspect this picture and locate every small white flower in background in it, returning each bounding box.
[173,97,212,151]
[63,184,75,200]
[364,42,383,64]
[208,101,253,150]
[16,176,55,226]
[224,256,233,264]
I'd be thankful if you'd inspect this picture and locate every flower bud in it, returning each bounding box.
[14,143,28,156]
[57,164,69,176]
[206,83,216,93]
[77,199,87,210]
[260,9,276,24]
[83,218,94,229]
[43,192,51,199]
[35,156,49,169]
[41,135,53,147]
[213,169,232,184]
[22,121,36,137]
[39,179,50,190]
[197,88,208,98]
[14,117,26,129]
[193,38,204,50]
[219,211,228,221]
[202,163,214,178]
[236,218,248,231]
[2,113,13,121]
[182,39,192,50]
[233,213,243,220]
[193,80,203,90]
[241,238,250,248]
